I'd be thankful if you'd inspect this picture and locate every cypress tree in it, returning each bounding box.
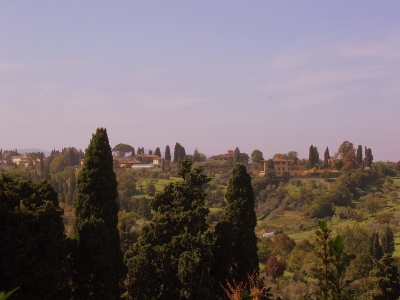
[365,148,373,168]
[323,147,330,169]
[308,145,315,168]
[154,147,161,157]
[313,146,320,168]
[370,254,400,300]
[369,233,383,261]
[173,143,186,163]
[217,163,258,283]
[356,145,363,166]
[72,128,126,299]
[381,227,395,255]
[165,145,171,161]
[233,147,241,164]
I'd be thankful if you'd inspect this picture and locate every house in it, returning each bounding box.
[115,158,141,168]
[209,150,249,164]
[263,153,307,177]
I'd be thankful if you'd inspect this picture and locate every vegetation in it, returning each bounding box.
[3,137,400,299]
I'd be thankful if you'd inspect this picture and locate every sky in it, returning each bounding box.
[1,1,400,161]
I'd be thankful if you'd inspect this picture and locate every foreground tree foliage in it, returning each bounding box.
[214,163,259,285]
[0,172,69,299]
[72,128,126,300]
[125,159,216,300]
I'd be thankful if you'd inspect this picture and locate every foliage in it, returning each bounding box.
[112,143,135,158]
[369,254,400,300]
[165,145,171,161]
[311,220,355,299]
[0,288,20,300]
[0,172,69,299]
[356,145,363,166]
[251,150,264,166]
[324,147,330,169]
[216,163,259,284]
[154,147,161,157]
[173,142,186,163]
[118,210,139,254]
[220,272,273,300]
[338,141,354,160]
[125,158,216,300]
[265,256,287,279]
[381,227,395,255]
[72,128,126,299]
[364,147,373,168]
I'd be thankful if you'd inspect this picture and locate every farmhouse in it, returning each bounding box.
[263,153,307,177]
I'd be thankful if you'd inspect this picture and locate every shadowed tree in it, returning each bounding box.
[165,145,171,161]
[72,128,126,300]
[381,227,395,255]
[356,145,363,166]
[323,147,330,169]
[125,159,216,300]
[154,147,161,157]
[215,163,258,284]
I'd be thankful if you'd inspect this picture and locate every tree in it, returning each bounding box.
[338,141,354,160]
[0,172,69,299]
[112,143,134,159]
[370,254,400,300]
[251,150,264,167]
[284,151,299,163]
[381,227,395,255]
[233,147,241,164]
[125,159,216,300]
[173,142,186,163]
[369,233,383,261]
[193,148,201,162]
[165,145,171,161]
[343,150,358,169]
[154,147,161,157]
[265,256,286,279]
[356,145,363,166]
[365,147,373,168]
[308,145,319,168]
[72,128,126,299]
[323,147,330,169]
[312,220,355,299]
[216,163,258,283]
[146,181,156,196]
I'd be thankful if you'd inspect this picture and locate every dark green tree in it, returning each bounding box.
[165,145,171,161]
[233,147,241,164]
[193,148,201,162]
[323,147,330,169]
[365,147,373,168]
[72,128,126,300]
[251,150,264,168]
[369,233,383,261]
[0,172,69,299]
[154,147,161,157]
[173,143,186,163]
[356,145,363,166]
[125,159,216,300]
[308,145,319,168]
[381,227,395,255]
[370,254,400,300]
[215,163,258,284]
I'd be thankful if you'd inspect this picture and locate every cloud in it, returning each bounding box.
[257,30,400,110]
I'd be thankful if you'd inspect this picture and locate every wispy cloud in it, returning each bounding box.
[257,30,400,110]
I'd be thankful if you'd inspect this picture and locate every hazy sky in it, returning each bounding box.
[1,1,400,160]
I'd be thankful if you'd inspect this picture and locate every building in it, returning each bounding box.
[263,153,306,177]
[209,150,249,164]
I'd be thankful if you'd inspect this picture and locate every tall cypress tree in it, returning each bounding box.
[308,145,315,168]
[154,147,161,157]
[233,147,241,164]
[72,128,126,299]
[369,233,383,261]
[365,148,373,168]
[356,145,363,166]
[381,227,395,255]
[216,163,258,284]
[323,147,330,169]
[313,146,319,168]
[165,145,171,161]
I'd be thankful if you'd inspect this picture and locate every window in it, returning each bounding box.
[278,167,280,170]
[283,168,285,171]
[282,162,285,165]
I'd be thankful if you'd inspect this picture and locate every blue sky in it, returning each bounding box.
[1,1,400,160]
